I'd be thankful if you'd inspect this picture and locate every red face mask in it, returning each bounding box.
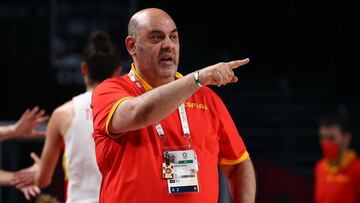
[321,140,341,160]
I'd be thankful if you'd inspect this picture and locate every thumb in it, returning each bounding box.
[231,76,238,83]
[30,152,40,164]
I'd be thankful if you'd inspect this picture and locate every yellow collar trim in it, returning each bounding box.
[130,63,183,91]
[131,63,153,91]
[326,150,356,174]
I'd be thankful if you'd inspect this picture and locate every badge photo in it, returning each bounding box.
[162,163,174,179]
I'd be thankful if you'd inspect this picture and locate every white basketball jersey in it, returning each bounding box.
[63,91,101,203]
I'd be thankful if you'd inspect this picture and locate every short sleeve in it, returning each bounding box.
[214,95,249,165]
[91,77,134,136]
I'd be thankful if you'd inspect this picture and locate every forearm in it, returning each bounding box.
[0,125,15,141]
[0,169,14,186]
[35,132,62,188]
[111,72,199,133]
[227,159,256,203]
[35,149,60,188]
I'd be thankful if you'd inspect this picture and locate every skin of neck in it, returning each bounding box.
[133,60,175,88]
[84,76,97,91]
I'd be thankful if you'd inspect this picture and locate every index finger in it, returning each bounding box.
[28,106,40,117]
[35,116,49,124]
[227,58,250,69]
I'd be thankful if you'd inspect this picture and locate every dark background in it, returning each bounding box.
[1,0,359,202]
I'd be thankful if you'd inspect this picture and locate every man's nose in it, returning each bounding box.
[161,36,177,50]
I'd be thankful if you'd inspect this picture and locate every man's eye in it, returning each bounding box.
[151,36,162,42]
[171,35,178,40]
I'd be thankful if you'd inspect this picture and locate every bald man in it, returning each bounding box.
[91,8,256,203]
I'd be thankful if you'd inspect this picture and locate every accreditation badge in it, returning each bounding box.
[165,149,200,194]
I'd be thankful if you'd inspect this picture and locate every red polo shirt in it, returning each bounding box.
[315,150,360,203]
[91,68,249,203]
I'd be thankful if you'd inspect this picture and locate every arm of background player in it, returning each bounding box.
[34,107,64,188]
[0,169,14,186]
[0,125,15,141]
[221,158,256,203]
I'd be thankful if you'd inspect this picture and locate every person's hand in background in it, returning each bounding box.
[19,185,41,201]
[11,152,41,200]
[11,106,49,138]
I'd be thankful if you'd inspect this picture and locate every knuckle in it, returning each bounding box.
[217,62,225,67]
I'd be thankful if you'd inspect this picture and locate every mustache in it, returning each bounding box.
[159,49,175,55]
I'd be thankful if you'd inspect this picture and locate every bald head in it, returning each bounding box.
[125,8,180,86]
[128,8,174,37]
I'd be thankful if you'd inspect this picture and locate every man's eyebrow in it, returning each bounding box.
[149,29,164,34]
[148,28,178,34]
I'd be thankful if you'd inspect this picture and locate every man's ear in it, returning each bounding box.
[125,36,136,56]
[80,62,88,76]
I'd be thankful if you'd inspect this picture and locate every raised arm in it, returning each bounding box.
[108,59,249,135]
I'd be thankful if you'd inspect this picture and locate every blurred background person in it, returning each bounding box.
[12,31,121,203]
[315,112,360,203]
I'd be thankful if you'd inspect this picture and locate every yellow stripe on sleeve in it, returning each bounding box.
[105,96,133,136]
[219,151,250,165]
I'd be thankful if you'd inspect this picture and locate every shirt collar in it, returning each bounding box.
[325,150,356,174]
[129,63,183,91]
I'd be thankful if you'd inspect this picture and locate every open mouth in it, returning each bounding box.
[160,57,174,63]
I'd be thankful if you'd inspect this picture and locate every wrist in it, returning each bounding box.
[194,70,203,87]
[8,124,17,137]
